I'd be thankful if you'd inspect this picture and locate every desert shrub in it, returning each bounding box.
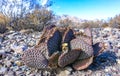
[102,22,109,28]
[57,17,74,28]
[0,0,54,31]
[0,13,10,33]
[8,8,54,31]
[108,15,120,28]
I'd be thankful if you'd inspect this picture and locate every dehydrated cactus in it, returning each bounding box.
[22,26,105,71]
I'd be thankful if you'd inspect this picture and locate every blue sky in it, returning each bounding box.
[51,0,120,20]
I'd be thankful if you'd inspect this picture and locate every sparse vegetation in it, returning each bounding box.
[0,0,54,33]
[0,0,120,34]
[9,8,54,31]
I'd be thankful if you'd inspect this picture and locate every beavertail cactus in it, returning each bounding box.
[22,26,105,71]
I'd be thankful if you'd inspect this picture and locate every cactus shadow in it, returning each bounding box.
[88,51,117,71]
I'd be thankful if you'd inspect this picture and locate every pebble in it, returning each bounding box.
[105,68,109,72]
[0,67,7,74]
[87,70,92,75]
[0,50,5,54]
[15,61,23,66]
[4,60,12,67]
[65,67,73,72]
[117,59,120,64]
[27,40,36,46]
[5,71,15,76]
[57,70,70,76]
[26,70,32,75]
[11,66,19,71]
[105,73,112,76]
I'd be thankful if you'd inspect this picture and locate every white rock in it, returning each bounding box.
[117,59,120,64]
[105,68,109,72]
[65,67,73,72]
[0,67,7,74]
[15,71,24,75]
[4,61,12,67]
[5,71,15,76]
[57,70,70,76]
[103,27,112,32]
[11,66,19,71]
[0,50,5,54]
[26,70,31,75]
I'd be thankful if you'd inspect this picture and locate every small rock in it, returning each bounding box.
[4,61,12,67]
[15,61,23,66]
[0,67,7,74]
[65,67,73,72]
[27,40,36,47]
[26,70,31,75]
[15,71,24,75]
[0,50,5,54]
[117,59,120,64]
[105,68,109,72]
[105,73,112,76]
[87,70,92,75]
[20,65,29,71]
[20,29,33,34]
[12,66,19,71]
[5,71,15,76]
[0,52,6,59]
[57,70,70,76]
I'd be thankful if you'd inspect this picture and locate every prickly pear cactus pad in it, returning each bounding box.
[22,44,49,69]
[47,29,62,56]
[70,38,93,59]
[58,49,81,67]
[73,56,94,70]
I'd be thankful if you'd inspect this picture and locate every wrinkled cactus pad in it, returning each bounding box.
[22,44,49,69]
[73,56,94,70]
[70,38,93,59]
[58,50,81,67]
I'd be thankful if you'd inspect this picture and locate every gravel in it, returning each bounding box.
[0,28,120,76]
